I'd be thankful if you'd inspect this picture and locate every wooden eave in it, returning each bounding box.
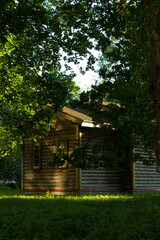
[62,106,92,121]
[55,106,93,126]
[56,107,111,128]
[56,111,83,125]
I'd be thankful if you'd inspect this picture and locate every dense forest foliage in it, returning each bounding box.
[1,0,160,171]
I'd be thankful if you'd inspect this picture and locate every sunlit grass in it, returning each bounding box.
[0,189,21,197]
[1,191,160,240]
[0,190,133,200]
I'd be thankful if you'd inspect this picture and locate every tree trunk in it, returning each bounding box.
[143,0,160,160]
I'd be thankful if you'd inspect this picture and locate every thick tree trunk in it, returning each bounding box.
[143,0,160,159]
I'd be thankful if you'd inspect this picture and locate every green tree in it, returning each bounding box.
[53,0,160,160]
[0,144,21,187]
[48,0,160,168]
[1,0,160,164]
[0,0,81,155]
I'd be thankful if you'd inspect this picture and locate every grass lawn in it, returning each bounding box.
[0,191,160,240]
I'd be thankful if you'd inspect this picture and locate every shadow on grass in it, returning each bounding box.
[0,192,160,240]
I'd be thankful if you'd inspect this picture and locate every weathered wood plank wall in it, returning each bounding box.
[22,117,78,194]
[81,169,122,192]
[134,146,160,191]
[79,127,123,193]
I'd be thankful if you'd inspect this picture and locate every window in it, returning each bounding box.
[57,141,69,168]
[58,142,66,158]
[32,142,41,170]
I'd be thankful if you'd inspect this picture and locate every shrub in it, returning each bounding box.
[0,182,18,190]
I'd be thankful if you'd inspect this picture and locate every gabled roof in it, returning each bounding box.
[57,106,110,128]
[62,106,92,121]
[56,106,92,127]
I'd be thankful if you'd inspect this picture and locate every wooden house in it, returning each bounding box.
[21,106,160,195]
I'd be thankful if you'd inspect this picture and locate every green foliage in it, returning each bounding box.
[1,0,159,166]
[66,0,157,164]
[50,127,133,170]
[0,182,18,190]
[1,192,160,239]
[0,0,81,156]
[49,153,66,167]
[0,144,21,186]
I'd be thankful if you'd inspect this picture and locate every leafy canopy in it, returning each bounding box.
[0,0,81,155]
[1,0,160,165]
[50,0,159,167]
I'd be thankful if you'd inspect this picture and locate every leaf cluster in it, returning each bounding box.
[0,0,82,155]
[0,0,157,166]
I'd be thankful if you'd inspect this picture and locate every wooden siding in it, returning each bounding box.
[79,127,123,192]
[81,169,122,192]
[134,146,160,191]
[23,117,78,194]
